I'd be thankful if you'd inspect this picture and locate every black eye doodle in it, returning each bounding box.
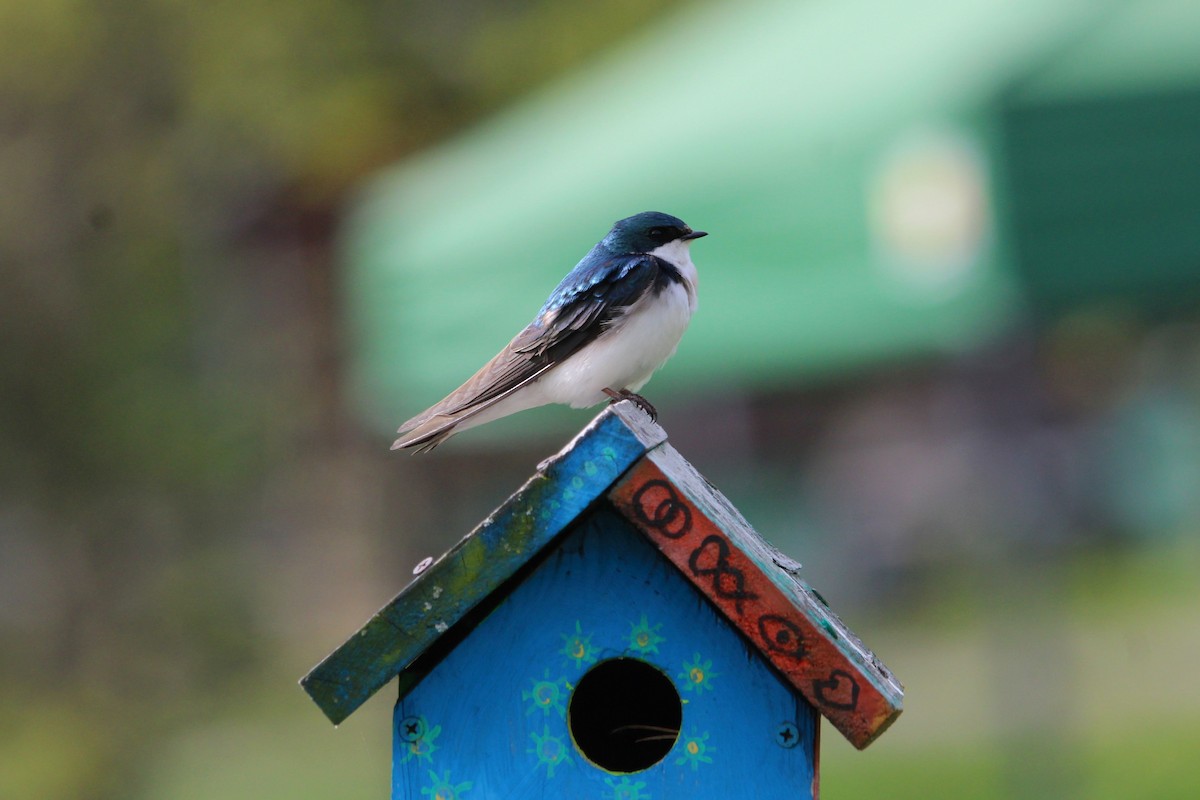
[631,479,692,539]
[757,614,807,660]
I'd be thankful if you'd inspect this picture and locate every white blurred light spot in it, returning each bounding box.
[869,128,992,299]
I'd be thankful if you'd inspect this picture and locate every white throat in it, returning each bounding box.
[649,238,700,308]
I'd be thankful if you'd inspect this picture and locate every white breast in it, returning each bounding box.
[536,239,699,408]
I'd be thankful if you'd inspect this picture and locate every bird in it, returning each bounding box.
[391,211,707,452]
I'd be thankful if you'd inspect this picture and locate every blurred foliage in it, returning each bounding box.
[0,1,683,797]
[0,0,682,494]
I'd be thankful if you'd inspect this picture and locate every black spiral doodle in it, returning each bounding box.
[758,614,808,660]
[631,479,692,539]
[688,534,758,613]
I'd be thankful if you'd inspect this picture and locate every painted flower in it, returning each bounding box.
[399,720,441,764]
[674,729,714,770]
[560,620,598,668]
[678,653,718,693]
[528,725,573,778]
[523,669,572,718]
[627,614,665,655]
[605,775,651,800]
[420,769,472,800]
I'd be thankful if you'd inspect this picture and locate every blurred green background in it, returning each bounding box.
[3,1,1199,798]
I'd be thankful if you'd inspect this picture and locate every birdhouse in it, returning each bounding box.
[302,402,903,799]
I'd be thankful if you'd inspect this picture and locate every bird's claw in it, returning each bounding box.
[603,388,658,422]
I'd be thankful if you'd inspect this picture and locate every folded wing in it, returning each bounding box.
[392,254,660,450]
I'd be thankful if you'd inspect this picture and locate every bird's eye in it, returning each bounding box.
[648,227,665,239]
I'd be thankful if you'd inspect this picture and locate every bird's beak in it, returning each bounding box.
[681,229,708,240]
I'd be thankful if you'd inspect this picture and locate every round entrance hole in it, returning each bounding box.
[568,658,682,773]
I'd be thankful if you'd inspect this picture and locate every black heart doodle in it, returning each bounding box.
[812,669,860,711]
[758,614,807,660]
[631,479,692,539]
[688,534,757,613]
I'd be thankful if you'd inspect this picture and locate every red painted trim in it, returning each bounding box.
[610,458,900,749]
[812,719,821,799]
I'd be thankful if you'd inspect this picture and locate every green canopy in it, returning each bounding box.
[344,0,1200,439]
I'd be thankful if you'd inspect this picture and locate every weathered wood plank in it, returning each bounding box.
[302,403,666,724]
[609,444,904,749]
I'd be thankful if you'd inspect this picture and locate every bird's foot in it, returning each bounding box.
[603,387,658,422]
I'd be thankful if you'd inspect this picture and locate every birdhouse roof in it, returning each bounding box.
[301,402,903,748]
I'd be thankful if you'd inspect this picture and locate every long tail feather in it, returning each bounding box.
[391,415,461,452]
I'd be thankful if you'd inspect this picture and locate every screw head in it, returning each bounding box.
[399,716,426,742]
[775,721,800,748]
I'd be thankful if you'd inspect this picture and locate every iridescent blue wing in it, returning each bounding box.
[396,254,661,432]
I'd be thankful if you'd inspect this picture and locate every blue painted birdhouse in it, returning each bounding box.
[303,402,902,799]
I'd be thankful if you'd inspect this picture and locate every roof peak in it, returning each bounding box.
[302,401,901,748]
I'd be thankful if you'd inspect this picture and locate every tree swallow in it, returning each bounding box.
[392,211,707,452]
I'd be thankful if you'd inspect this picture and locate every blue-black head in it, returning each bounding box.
[602,211,707,254]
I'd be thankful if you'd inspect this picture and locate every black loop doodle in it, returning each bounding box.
[758,614,807,660]
[631,479,692,539]
[688,535,758,612]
